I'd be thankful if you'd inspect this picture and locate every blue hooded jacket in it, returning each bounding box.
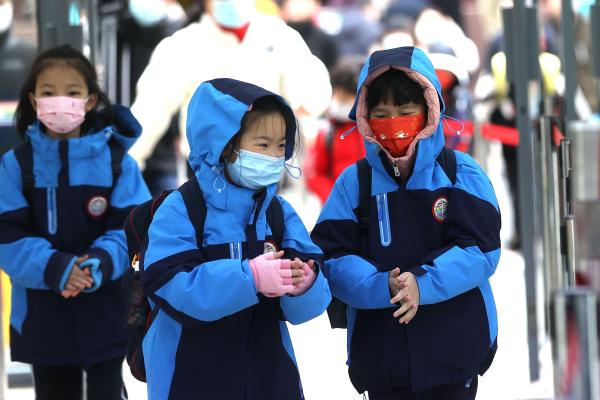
[0,106,151,367]
[141,79,331,400]
[311,47,501,393]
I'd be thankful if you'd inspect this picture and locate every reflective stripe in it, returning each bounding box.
[47,187,57,235]
[229,241,242,259]
[376,193,391,247]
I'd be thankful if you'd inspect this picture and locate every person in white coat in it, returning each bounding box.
[129,0,332,170]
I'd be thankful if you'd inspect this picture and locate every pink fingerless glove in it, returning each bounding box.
[289,262,316,296]
[249,252,294,296]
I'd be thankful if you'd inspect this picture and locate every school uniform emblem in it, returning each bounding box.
[432,196,448,222]
[264,240,279,254]
[87,196,108,218]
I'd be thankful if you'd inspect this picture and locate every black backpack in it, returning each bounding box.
[325,148,457,329]
[123,177,284,382]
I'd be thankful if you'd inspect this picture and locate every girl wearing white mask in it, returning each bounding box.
[0,44,151,399]
[141,78,331,399]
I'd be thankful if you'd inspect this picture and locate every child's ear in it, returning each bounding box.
[85,93,98,112]
[28,93,37,111]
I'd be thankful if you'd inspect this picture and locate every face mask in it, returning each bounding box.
[36,96,88,134]
[0,2,13,33]
[226,149,284,190]
[369,114,426,158]
[327,99,353,122]
[212,0,255,28]
[129,0,168,26]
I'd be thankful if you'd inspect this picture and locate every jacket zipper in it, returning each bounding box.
[392,161,401,177]
[47,187,57,235]
[376,193,391,247]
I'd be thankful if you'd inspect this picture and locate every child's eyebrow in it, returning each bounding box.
[252,135,274,141]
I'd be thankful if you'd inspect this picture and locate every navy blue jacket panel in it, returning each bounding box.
[141,79,331,400]
[0,106,151,367]
[311,47,501,393]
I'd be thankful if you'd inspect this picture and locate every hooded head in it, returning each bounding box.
[186,79,297,198]
[349,46,445,179]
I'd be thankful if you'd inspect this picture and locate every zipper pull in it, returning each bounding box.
[392,161,401,177]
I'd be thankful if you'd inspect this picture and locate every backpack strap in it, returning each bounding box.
[266,196,284,246]
[178,177,207,247]
[13,141,35,202]
[355,158,371,256]
[108,139,126,188]
[436,147,457,185]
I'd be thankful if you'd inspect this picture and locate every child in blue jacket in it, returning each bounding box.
[311,46,501,399]
[0,44,150,399]
[141,78,331,400]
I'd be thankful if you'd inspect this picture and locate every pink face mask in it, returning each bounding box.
[36,96,88,134]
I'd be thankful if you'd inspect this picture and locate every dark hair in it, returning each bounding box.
[223,96,299,162]
[366,69,426,112]
[14,44,112,137]
[330,56,364,94]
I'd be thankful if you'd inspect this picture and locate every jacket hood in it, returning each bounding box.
[27,105,142,157]
[349,46,446,180]
[186,78,297,172]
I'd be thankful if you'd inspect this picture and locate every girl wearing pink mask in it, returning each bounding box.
[0,44,150,399]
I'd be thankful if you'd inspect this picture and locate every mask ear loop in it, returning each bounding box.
[340,125,357,140]
[284,163,302,180]
[442,115,464,135]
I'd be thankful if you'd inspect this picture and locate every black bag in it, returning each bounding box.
[123,178,284,382]
[325,148,457,329]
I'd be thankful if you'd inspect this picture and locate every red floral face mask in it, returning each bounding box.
[369,114,426,157]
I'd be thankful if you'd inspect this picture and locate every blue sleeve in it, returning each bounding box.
[275,196,331,324]
[142,191,259,325]
[310,166,393,310]
[88,154,151,282]
[0,150,76,291]
[413,153,502,305]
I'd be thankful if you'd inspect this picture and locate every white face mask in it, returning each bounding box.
[327,99,353,122]
[226,149,284,190]
[0,2,13,33]
[211,0,256,28]
[128,0,168,27]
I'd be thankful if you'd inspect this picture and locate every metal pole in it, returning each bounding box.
[551,288,600,400]
[561,0,578,124]
[504,0,543,381]
[591,2,600,111]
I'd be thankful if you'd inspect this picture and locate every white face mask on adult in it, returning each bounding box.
[0,2,13,34]
[211,0,256,28]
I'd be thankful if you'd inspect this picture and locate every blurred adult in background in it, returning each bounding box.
[315,0,381,57]
[130,0,332,172]
[413,6,480,75]
[279,0,339,70]
[114,0,188,195]
[305,56,365,204]
[428,46,474,153]
[0,0,35,155]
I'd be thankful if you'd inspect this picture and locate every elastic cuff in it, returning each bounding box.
[80,258,103,293]
[45,252,77,293]
[87,248,114,284]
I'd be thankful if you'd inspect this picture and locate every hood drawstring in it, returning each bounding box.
[212,165,227,193]
[340,125,357,140]
[442,115,464,136]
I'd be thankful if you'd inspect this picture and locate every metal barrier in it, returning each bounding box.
[551,288,600,400]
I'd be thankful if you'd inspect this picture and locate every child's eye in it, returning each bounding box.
[279,143,286,148]
[69,91,82,97]
[41,91,52,97]
[257,143,268,148]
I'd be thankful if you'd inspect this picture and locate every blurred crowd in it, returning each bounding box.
[2,0,599,245]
